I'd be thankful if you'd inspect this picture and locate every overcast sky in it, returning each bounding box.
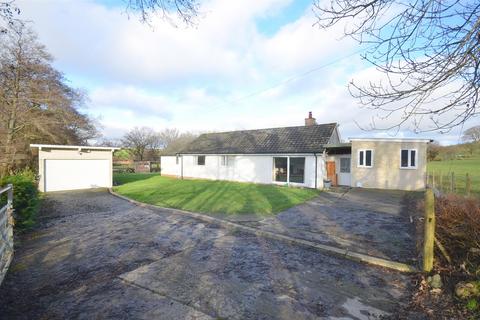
[16,0,479,145]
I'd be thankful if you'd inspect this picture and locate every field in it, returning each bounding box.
[113,173,320,216]
[427,157,480,196]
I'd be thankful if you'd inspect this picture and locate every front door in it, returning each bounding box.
[338,157,351,186]
[326,161,337,186]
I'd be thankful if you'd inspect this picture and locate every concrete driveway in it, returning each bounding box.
[0,190,414,319]
[234,188,420,264]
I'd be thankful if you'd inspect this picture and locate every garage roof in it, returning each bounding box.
[30,144,120,151]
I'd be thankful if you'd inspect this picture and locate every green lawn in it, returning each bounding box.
[427,157,480,196]
[113,173,320,216]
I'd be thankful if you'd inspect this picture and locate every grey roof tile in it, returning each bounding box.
[180,123,337,154]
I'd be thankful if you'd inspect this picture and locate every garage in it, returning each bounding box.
[30,144,119,192]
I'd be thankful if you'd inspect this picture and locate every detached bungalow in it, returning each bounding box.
[161,113,431,191]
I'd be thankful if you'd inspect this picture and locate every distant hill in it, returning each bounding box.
[428,141,480,161]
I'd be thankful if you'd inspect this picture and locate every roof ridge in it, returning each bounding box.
[199,122,338,136]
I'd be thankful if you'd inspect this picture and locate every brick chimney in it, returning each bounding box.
[305,111,316,126]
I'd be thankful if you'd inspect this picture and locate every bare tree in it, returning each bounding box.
[462,125,480,142]
[162,131,198,154]
[125,0,199,26]
[158,128,179,149]
[0,1,20,33]
[314,0,480,133]
[94,137,122,147]
[0,22,99,176]
[121,127,156,160]
[427,140,441,161]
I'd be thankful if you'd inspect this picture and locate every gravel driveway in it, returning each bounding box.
[231,188,420,263]
[0,189,414,319]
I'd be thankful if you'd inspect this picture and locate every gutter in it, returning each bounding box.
[181,155,184,180]
[314,153,318,189]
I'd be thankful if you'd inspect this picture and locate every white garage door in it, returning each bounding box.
[44,159,110,192]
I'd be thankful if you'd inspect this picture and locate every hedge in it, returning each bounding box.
[0,170,40,229]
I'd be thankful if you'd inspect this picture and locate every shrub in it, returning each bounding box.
[434,194,480,273]
[0,169,40,229]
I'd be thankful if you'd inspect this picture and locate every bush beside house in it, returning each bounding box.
[0,170,40,229]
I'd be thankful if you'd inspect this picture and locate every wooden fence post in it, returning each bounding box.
[466,173,471,196]
[423,188,435,272]
[450,172,455,193]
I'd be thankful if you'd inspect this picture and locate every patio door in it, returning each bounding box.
[338,157,351,186]
[273,157,305,185]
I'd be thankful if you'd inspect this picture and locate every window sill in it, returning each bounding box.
[400,167,417,170]
[272,181,306,186]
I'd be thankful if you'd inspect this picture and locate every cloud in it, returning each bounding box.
[18,0,298,87]
[14,0,476,146]
[257,14,356,73]
[90,86,171,117]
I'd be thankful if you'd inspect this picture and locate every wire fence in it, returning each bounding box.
[427,171,480,197]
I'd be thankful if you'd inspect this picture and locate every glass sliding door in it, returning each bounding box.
[273,157,288,182]
[273,156,306,184]
[289,157,305,183]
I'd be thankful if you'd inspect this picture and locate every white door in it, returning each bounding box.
[338,157,351,186]
[45,159,111,192]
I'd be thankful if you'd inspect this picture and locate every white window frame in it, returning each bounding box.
[400,149,418,169]
[272,156,306,185]
[220,155,228,166]
[357,149,374,168]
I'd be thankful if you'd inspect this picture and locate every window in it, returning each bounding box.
[273,157,305,184]
[340,157,351,173]
[221,155,227,166]
[289,157,305,183]
[196,155,205,166]
[358,149,373,167]
[400,149,417,168]
[274,157,288,182]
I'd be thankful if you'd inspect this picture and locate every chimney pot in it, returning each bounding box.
[305,111,316,126]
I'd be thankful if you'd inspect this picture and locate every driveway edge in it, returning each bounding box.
[109,189,418,273]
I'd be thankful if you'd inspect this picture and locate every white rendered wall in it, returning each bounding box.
[161,156,180,176]
[177,154,321,189]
